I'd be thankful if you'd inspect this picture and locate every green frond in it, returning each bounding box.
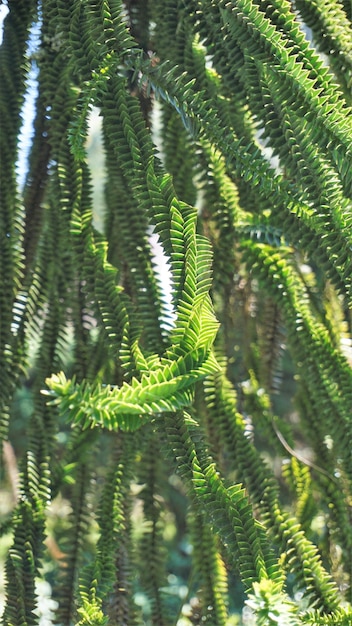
[0,0,36,193]
[4,500,40,626]
[99,122,166,353]
[0,0,37,447]
[3,446,49,626]
[256,296,286,392]
[107,525,139,626]
[76,598,109,626]
[302,608,352,626]
[282,457,316,531]
[77,433,137,623]
[188,510,229,625]
[165,411,281,591]
[54,461,93,625]
[246,579,300,625]
[22,91,51,277]
[295,385,352,592]
[160,105,198,206]
[44,342,218,430]
[136,426,170,625]
[167,209,219,356]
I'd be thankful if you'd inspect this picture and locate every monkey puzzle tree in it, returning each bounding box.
[1,0,352,624]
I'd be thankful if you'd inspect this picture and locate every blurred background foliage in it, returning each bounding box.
[1,0,352,624]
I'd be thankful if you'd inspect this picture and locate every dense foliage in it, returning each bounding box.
[1,0,352,624]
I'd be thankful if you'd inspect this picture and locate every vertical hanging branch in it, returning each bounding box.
[75,433,137,626]
[0,0,37,446]
[55,462,92,626]
[136,426,169,626]
[188,510,229,625]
